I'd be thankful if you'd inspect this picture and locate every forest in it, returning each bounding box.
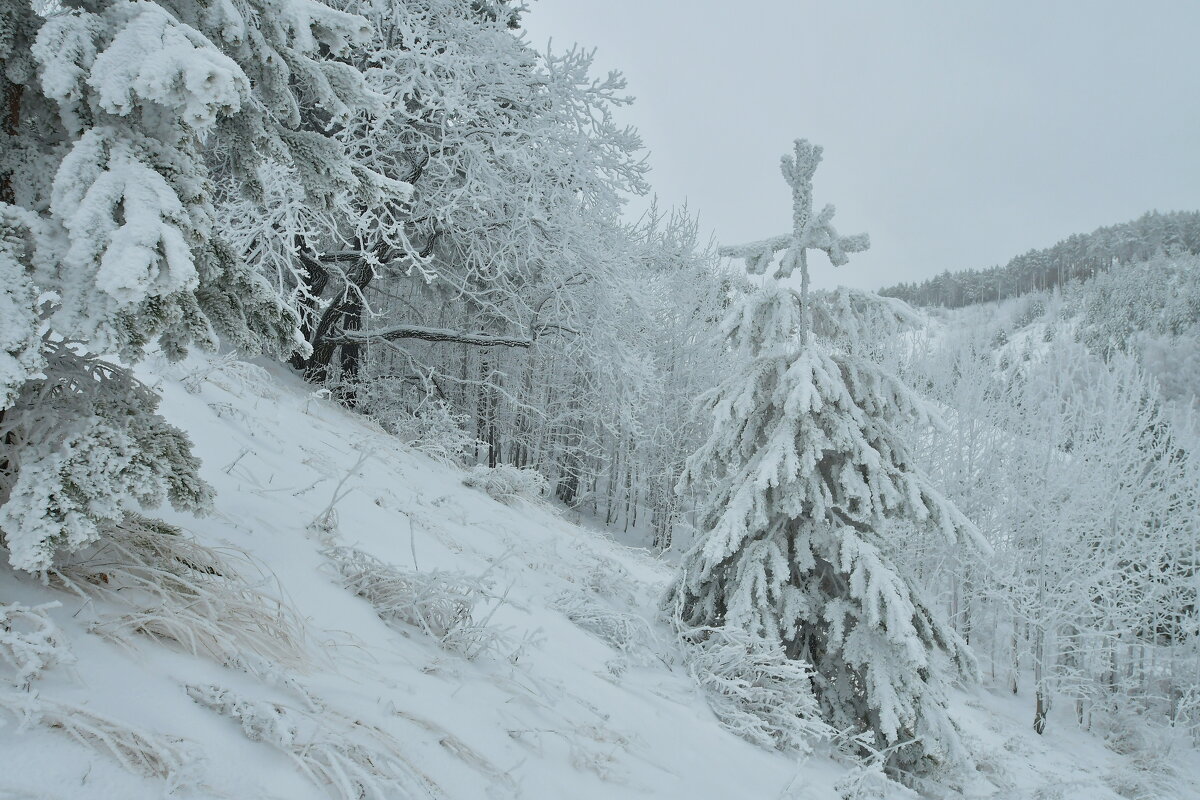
[1,0,1198,798]
[879,211,1200,308]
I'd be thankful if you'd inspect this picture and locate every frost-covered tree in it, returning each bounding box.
[669,140,982,776]
[915,330,1200,735]
[276,0,646,392]
[283,0,714,514]
[0,0,383,570]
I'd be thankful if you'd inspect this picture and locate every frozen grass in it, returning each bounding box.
[323,544,501,660]
[1,563,197,790]
[51,515,308,674]
[171,351,280,401]
[0,690,197,789]
[462,464,550,505]
[187,684,440,800]
[550,592,657,667]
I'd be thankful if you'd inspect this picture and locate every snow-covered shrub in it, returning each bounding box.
[0,339,213,572]
[383,399,478,464]
[462,464,550,505]
[1103,765,1174,800]
[186,684,435,800]
[323,545,498,659]
[562,541,641,607]
[0,602,73,689]
[52,515,306,672]
[0,691,197,788]
[1091,701,1183,800]
[354,375,478,463]
[551,592,657,665]
[834,754,919,800]
[678,624,830,755]
[1172,686,1200,748]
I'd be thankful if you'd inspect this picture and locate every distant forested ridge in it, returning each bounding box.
[880,211,1200,308]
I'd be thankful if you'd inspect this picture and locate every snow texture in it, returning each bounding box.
[0,350,1188,798]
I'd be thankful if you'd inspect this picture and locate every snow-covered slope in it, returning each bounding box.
[0,352,1195,799]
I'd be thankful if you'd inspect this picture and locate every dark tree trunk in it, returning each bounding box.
[302,259,373,386]
[1033,692,1049,735]
[337,294,364,407]
[1,77,21,205]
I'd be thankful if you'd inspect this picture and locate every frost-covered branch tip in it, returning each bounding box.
[718,139,869,279]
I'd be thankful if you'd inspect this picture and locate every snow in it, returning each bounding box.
[0,209,45,410]
[54,129,197,307]
[89,2,248,130]
[0,350,1196,798]
[0,352,834,798]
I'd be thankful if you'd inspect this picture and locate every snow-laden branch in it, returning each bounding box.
[334,324,532,348]
[717,235,791,276]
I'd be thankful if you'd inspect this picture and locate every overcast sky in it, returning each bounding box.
[521,1,1200,290]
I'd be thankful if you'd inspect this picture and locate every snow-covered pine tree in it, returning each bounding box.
[669,140,983,777]
[0,0,385,571]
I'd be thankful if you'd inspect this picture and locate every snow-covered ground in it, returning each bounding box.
[1,352,1196,799]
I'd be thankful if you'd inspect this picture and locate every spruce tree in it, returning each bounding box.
[670,140,983,776]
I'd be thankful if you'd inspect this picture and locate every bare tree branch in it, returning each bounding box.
[334,324,533,348]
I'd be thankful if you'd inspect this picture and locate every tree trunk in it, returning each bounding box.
[302,259,372,386]
[336,294,364,407]
[1033,625,1049,734]
[0,77,20,205]
[1010,620,1020,695]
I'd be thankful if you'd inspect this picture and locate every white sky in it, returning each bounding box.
[520,1,1200,290]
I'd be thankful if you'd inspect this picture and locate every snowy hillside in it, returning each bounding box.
[1,352,1196,800]
[4,0,1199,796]
[0,351,831,799]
